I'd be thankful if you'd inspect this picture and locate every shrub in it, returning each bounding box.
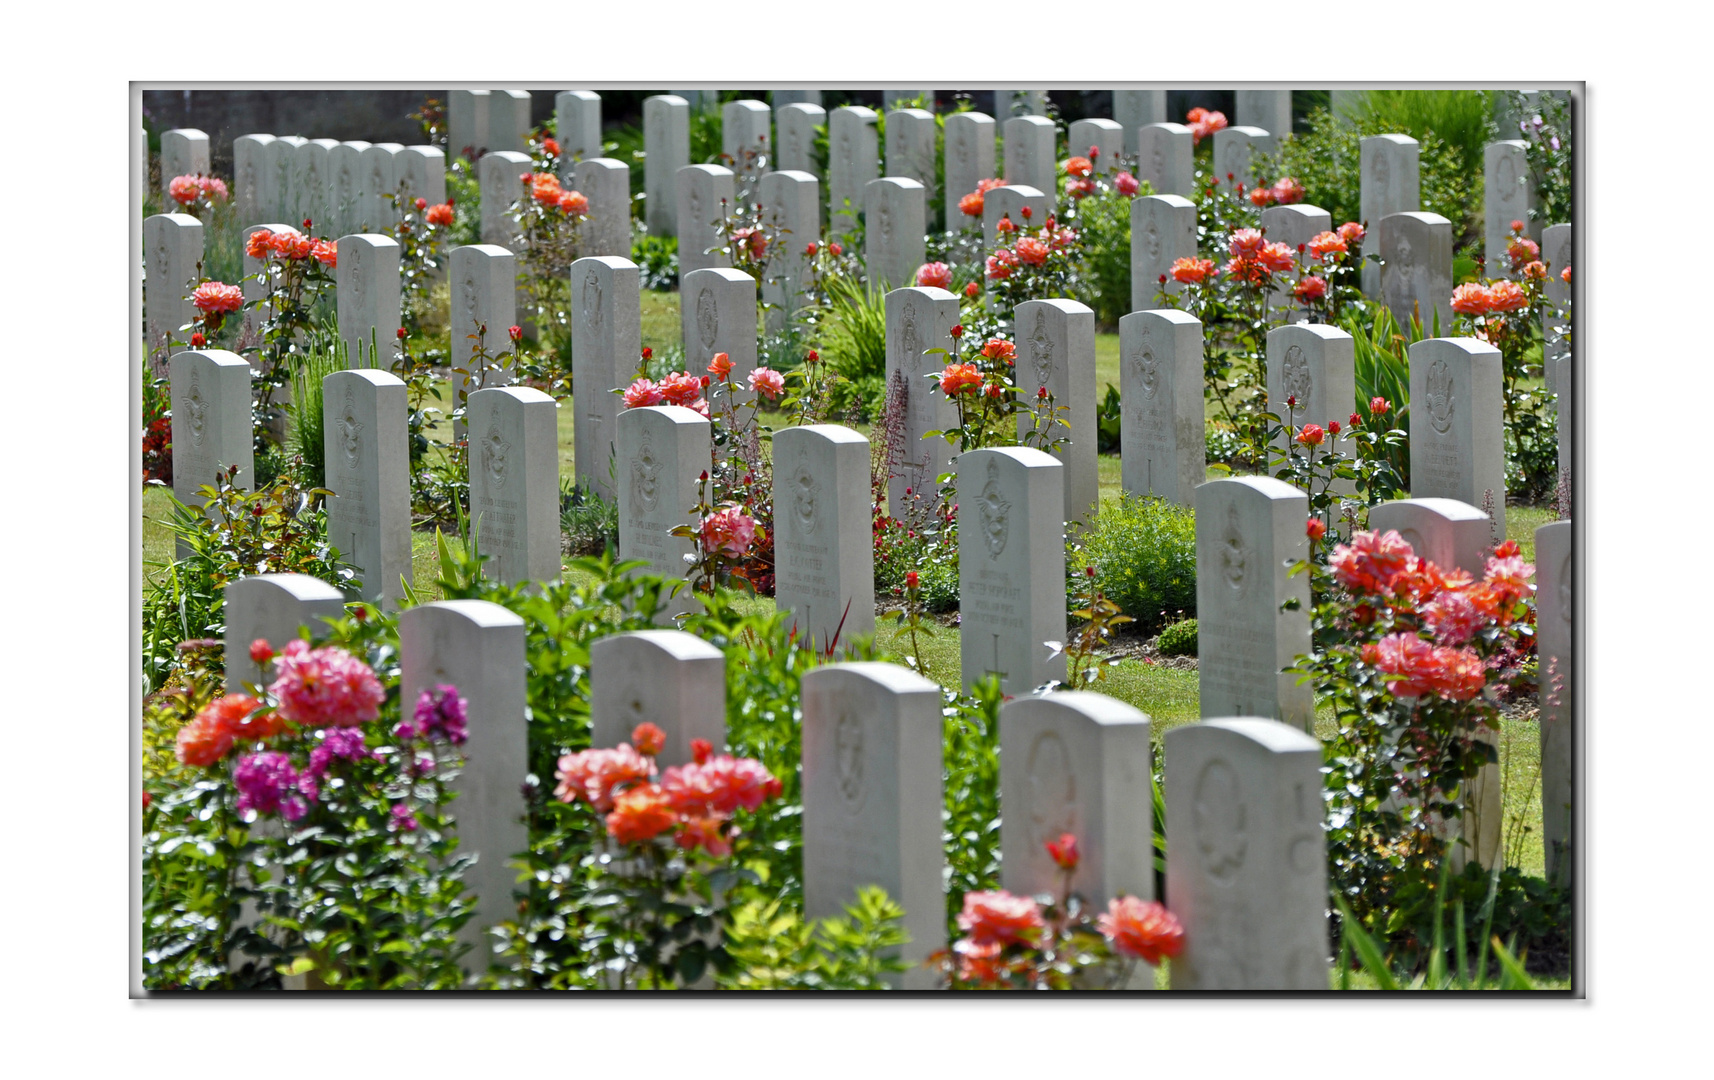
[820,277,888,419]
[1066,183,1136,328]
[631,231,678,291]
[560,479,618,557]
[1156,618,1198,656]
[1095,384,1121,454]
[1078,493,1197,635]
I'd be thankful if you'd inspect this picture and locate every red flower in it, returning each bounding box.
[939,362,983,396]
[397,327,409,340]
[425,203,455,226]
[191,282,244,316]
[1487,280,1527,313]
[1015,237,1050,266]
[1271,177,1305,204]
[1115,171,1139,196]
[1098,896,1185,964]
[1451,283,1492,315]
[414,197,428,211]
[1307,230,1348,261]
[674,815,731,858]
[690,738,714,765]
[245,229,274,259]
[995,214,1017,234]
[1509,219,1525,234]
[964,281,979,298]
[1045,832,1079,871]
[1337,221,1365,244]
[1327,420,1341,435]
[543,137,560,156]
[1249,185,1276,207]
[916,261,953,289]
[950,324,964,339]
[508,325,523,342]
[605,783,678,845]
[1228,227,1265,260]
[660,755,782,816]
[829,242,842,256]
[1296,423,1325,448]
[558,190,589,215]
[958,191,985,217]
[1330,530,1418,595]
[1306,517,1327,542]
[980,338,1016,364]
[1171,257,1217,285]
[631,722,666,757]
[311,240,338,268]
[1365,633,1487,701]
[1066,177,1095,199]
[986,249,1018,280]
[905,571,919,590]
[1293,275,1327,303]
[189,332,206,348]
[554,744,657,811]
[1258,242,1296,274]
[1370,396,1390,416]
[731,226,767,259]
[1020,206,1032,220]
[1065,156,1093,178]
[250,639,275,664]
[957,890,1044,948]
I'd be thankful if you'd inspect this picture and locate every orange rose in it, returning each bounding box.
[980,338,1016,364]
[1450,283,1492,315]
[1065,156,1093,178]
[425,203,455,226]
[939,362,983,396]
[559,190,589,215]
[1487,279,1527,312]
[605,783,679,845]
[958,191,984,218]
[1015,237,1049,266]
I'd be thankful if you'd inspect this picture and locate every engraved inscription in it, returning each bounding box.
[1281,344,1312,406]
[977,459,1010,559]
[631,432,661,512]
[835,711,865,810]
[1424,356,1455,435]
[1193,758,1247,885]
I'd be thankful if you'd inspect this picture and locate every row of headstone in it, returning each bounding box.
[477,150,631,256]
[447,89,534,159]
[228,132,445,237]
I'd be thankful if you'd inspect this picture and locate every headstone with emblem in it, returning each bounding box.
[1136,122,1195,198]
[590,629,726,768]
[1119,308,1205,506]
[468,386,561,586]
[958,446,1067,694]
[679,266,758,410]
[616,404,711,624]
[1359,135,1420,296]
[570,255,641,502]
[676,163,735,275]
[772,425,876,651]
[1407,337,1506,537]
[1014,299,1098,525]
[775,102,825,176]
[171,349,254,514]
[336,233,401,367]
[943,111,996,227]
[863,177,926,292]
[643,95,690,235]
[828,105,879,234]
[1130,194,1197,312]
[884,285,960,517]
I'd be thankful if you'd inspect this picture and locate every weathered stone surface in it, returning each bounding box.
[590,630,726,767]
[1535,520,1572,888]
[1130,194,1196,312]
[828,106,879,234]
[883,286,959,517]
[171,349,254,512]
[772,425,876,651]
[775,102,825,176]
[863,177,926,292]
[676,164,735,275]
[1120,308,1205,506]
[569,255,640,502]
[1380,211,1453,333]
[643,95,690,235]
[1014,299,1098,524]
[322,369,411,609]
[1136,123,1195,198]
[958,447,1067,694]
[1407,337,1506,537]
[335,234,401,367]
[468,386,561,586]
[1114,91,1166,155]
[1360,135,1420,296]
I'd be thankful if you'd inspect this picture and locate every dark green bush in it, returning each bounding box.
[1156,618,1198,656]
[1079,493,1196,635]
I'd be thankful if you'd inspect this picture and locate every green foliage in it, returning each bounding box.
[1357,90,1494,175]
[1342,304,1418,487]
[721,886,911,989]
[285,330,350,492]
[688,102,723,166]
[820,276,889,419]
[1155,617,1198,656]
[1078,493,1197,635]
[1504,91,1573,231]
[1095,383,1121,453]
[444,161,482,249]
[942,676,1003,937]
[631,231,678,291]
[874,512,960,615]
[1067,185,1138,327]
[560,478,618,557]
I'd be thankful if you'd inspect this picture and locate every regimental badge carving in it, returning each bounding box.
[337,385,363,471]
[790,456,820,536]
[1371,144,1390,190]
[239,160,256,207]
[1026,730,1077,855]
[1193,758,1247,885]
[582,269,604,339]
[1558,554,1572,623]
[183,372,208,448]
[877,194,893,247]
[1144,217,1161,261]
[460,274,480,335]
[898,300,920,369]
[1424,356,1455,435]
[481,422,511,490]
[688,178,702,222]
[696,287,719,350]
[1149,140,1164,182]
[152,237,171,294]
[348,244,365,310]
[1131,328,1161,399]
[1281,344,1312,407]
[951,128,968,169]
[837,127,851,169]
[978,459,1011,559]
[631,432,661,513]
[1496,150,1517,195]
[1218,501,1249,596]
[835,711,865,808]
[1028,309,1054,390]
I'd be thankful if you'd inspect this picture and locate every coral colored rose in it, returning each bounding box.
[1293,275,1327,303]
[707,352,733,379]
[916,261,953,289]
[631,722,667,757]
[1296,423,1326,448]
[829,242,842,256]
[1337,222,1365,245]
[531,176,562,206]
[1521,260,1547,281]
[1258,242,1296,274]
[268,639,385,729]
[986,249,1017,280]
[245,229,274,259]
[1307,230,1348,261]
[674,814,732,858]
[1330,530,1418,595]
[605,783,679,845]
[1098,896,1185,964]
[270,230,314,260]
[700,506,757,559]
[414,197,428,211]
[311,240,338,268]
[623,379,664,408]
[1487,279,1527,313]
[1171,257,1217,285]
[731,226,767,258]
[1224,256,1270,285]
[175,710,237,768]
[1066,177,1096,199]
[1045,833,1080,871]
[542,137,560,156]
[1249,185,1277,207]
[658,371,705,409]
[1228,228,1265,260]
[1306,517,1328,542]
[1015,237,1050,266]
[198,176,229,201]
[660,755,782,816]
[981,338,1016,364]
[1484,553,1536,610]
[964,281,979,298]
[554,744,656,811]
[1421,588,1485,646]
[1367,633,1486,700]
[1509,219,1525,234]
[1450,283,1492,315]
[1186,107,1208,125]
[1370,396,1390,415]
[939,362,983,396]
[192,282,245,316]
[1507,236,1540,269]
[748,367,785,399]
[957,890,1045,948]
[169,175,202,205]
[425,202,455,226]
[1493,539,1520,559]
[1271,177,1305,204]
[995,214,1017,234]
[690,738,714,765]
[1560,265,1571,284]
[1115,171,1140,196]
[958,191,985,217]
[1065,156,1093,178]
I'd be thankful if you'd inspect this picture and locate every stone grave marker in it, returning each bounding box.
[1114,91,1167,155]
[1136,122,1195,198]
[171,349,254,513]
[233,133,275,223]
[883,285,959,517]
[222,574,346,692]
[1165,717,1329,990]
[772,424,876,651]
[1119,308,1205,506]
[1002,114,1056,194]
[398,598,527,966]
[570,255,640,502]
[828,105,878,234]
[643,95,690,235]
[1265,323,1355,469]
[1542,222,1571,353]
[1194,476,1313,731]
[958,447,1067,694]
[676,163,735,275]
[1015,299,1098,524]
[295,138,338,233]
[448,89,491,159]
[1484,139,1534,276]
[773,90,822,108]
[1257,203,1332,314]
[575,157,631,259]
[1380,211,1452,333]
[944,111,996,227]
[863,177,926,292]
[801,662,945,988]
[616,404,711,623]
[160,128,210,204]
[1552,341,1572,485]
[487,89,533,155]
[885,108,937,193]
[590,630,726,767]
[448,243,516,403]
[328,141,370,236]
[468,386,560,586]
[722,99,772,187]
[479,150,532,247]
[1067,117,1122,175]
[758,169,819,328]
[1130,193,1196,311]
[144,212,203,370]
[680,267,758,409]
[1536,520,1572,888]
[335,234,401,367]
[996,90,1048,117]
[1367,497,1492,581]
[775,102,826,175]
[359,143,405,233]
[670,89,715,110]
[323,369,411,609]
[401,145,446,209]
[1235,90,1292,137]
[264,135,306,228]
[554,90,602,176]
[1212,125,1276,189]
[983,183,1048,248]
[1407,337,1506,537]
[1359,135,1420,296]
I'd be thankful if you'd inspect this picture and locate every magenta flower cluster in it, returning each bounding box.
[234,751,312,822]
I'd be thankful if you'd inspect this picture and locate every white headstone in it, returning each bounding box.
[574,157,631,259]
[554,90,603,176]
[400,145,447,208]
[1130,193,1197,312]
[996,90,1048,117]
[1366,497,1492,579]
[801,661,945,989]
[448,243,516,401]
[358,143,405,233]
[722,99,772,188]
[328,142,371,236]
[1002,115,1056,194]
[616,405,711,623]
[590,630,726,766]
[487,89,533,155]
[758,169,819,327]
[171,349,254,511]
[1014,299,1098,524]
[1484,140,1534,277]
[643,95,690,235]
[1194,476,1313,731]
[263,136,306,227]
[676,164,735,275]
[884,286,960,516]
[983,183,1048,249]
[1258,203,1331,313]
[957,446,1068,694]
[943,111,997,230]
[772,424,876,650]
[233,133,275,224]
[1535,520,1572,888]
[479,150,532,248]
[1235,90,1292,137]
[448,89,491,160]
[143,212,204,370]
[680,267,758,410]
[160,128,211,205]
[222,574,346,692]
[1380,211,1453,333]
[1266,324,1355,470]
[1136,122,1195,198]
[863,177,926,292]
[1114,91,1167,155]
[1542,223,1571,355]
[828,105,879,234]
[570,255,640,502]
[1359,135,1420,296]
[323,369,411,609]
[1407,337,1506,537]
[1119,308,1205,506]
[294,138,338,234]
[468,386,561,585]
[670,89,715,110]
[335,233,402,367]
[884,108,937,192]
[1211,125,1276,190]
[1165,717,1329,990]
[772,90,822,108]
[775,102,826,175]
[1067,117,1122,175]
[398,598,527,966]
